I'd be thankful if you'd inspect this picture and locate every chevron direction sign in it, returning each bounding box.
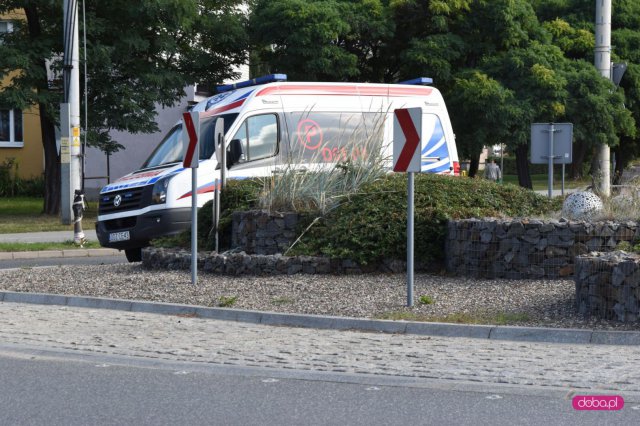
[393,108,422,172]
[182,111,200,169]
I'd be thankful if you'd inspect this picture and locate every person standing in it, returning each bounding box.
[484,158,502,182]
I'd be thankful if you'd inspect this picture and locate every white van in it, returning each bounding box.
[95,74,460,261]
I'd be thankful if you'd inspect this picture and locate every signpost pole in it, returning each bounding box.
[393,107,422,308]
[214,183,220,253]
[212,119,225,252]
[191,168,197,285]
[547,123,555,199]
[407,171,414,307]
[182,111,200,285]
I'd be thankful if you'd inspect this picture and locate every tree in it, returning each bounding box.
[248,0,640,189]
[563,60,635,181]
[0,2,62,214]
[533,0,640,183]
[447,70,521,177]
[249,0,361,81]
[0,0,248,215]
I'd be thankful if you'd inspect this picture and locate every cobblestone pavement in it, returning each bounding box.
[1,302,640,396]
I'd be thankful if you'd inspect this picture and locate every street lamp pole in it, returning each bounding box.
[62,0,84,242]
[594,0,612,196]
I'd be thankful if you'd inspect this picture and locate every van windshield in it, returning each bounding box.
[141,113,238,169]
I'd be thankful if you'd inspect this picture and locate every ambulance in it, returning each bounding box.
[95,74,460,261]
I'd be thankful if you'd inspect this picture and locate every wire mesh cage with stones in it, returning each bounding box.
[562,191,604,220]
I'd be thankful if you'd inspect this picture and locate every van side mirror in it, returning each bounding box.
[227,139,243,168]
[214,118,224,164]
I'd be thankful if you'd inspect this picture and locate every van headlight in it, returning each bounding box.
[151,176,171,204]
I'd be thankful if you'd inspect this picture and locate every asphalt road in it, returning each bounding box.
[0,345,633,426]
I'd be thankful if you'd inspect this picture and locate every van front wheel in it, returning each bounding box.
[125,248,142,263]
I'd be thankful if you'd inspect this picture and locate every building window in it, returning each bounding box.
[0,109,24,148]
[0,21,12,42]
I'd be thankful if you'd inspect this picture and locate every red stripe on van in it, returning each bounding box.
[201,99,246,117]
[178,182,216,200]
[256,84,433,97]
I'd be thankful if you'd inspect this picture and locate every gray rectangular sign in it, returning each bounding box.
[530,123,573,164]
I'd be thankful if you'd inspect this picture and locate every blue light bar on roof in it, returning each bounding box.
[398,77,433,86]
[216,74,288,93]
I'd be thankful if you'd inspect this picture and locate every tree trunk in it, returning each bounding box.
[41,107,60,215]
[468,153,480,178]
[25,5,60,215]
[612,143,631,186]
[570,141,587,180]
[515,144,532,189]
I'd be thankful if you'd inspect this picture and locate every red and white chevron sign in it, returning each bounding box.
[393,108,422,172]
[182,111,200,168]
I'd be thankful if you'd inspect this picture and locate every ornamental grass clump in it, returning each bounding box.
[259,112,389,214]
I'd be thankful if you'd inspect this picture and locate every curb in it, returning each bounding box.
[1,290,639,346]
[0,248,121,260]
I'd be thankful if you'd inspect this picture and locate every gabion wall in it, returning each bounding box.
[575,251,640,322]
[446,218,640,279]
[142,247,407,275]
[231,210,299,255]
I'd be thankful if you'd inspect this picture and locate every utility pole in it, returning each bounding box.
[61,0,83,238]
[594,0,611,196]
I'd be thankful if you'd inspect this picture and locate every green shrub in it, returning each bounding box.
[152,178,262,250]
[171,173,560,265]
[0,159,44,197]
[197,178,262,251]
[289,174,560,265]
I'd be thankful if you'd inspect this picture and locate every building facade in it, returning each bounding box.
[0,12,44,180]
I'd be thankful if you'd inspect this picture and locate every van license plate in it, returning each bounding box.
[109,231,130,242]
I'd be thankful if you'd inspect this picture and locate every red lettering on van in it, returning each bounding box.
[297,119,323,150]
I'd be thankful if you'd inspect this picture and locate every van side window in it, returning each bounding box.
[287,112,384,163]
[230,114,278,163]
[199,113,238,161]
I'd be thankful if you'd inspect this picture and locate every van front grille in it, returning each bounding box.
[99,188,145,214]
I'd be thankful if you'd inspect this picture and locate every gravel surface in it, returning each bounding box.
[1,263,639,331]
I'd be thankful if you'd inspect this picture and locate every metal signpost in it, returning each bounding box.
[212,118,225,253]
[183,112,200,284]
[393,108,422,307]
[531,123,573,198]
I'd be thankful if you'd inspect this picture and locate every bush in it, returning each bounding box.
[168,173,560,265]
[0,159,44,197]
[151,179,262,250]
[289,174,560,265]
[197,178,262,251]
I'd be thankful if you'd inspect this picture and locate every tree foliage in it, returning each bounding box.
[3,0,640,211]
[250,0,640,187]
[0,0,248,214]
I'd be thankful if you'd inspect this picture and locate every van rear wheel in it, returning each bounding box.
[125,248,142,263]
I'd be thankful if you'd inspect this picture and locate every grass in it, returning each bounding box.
[0,241,102,252]
[218,296,238,307]
[259,115,388,214]
[271,297,295,306]
[0,197,97,234]
[418,295,434,305]
[376,311,531,325]
[502,174,589,191]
